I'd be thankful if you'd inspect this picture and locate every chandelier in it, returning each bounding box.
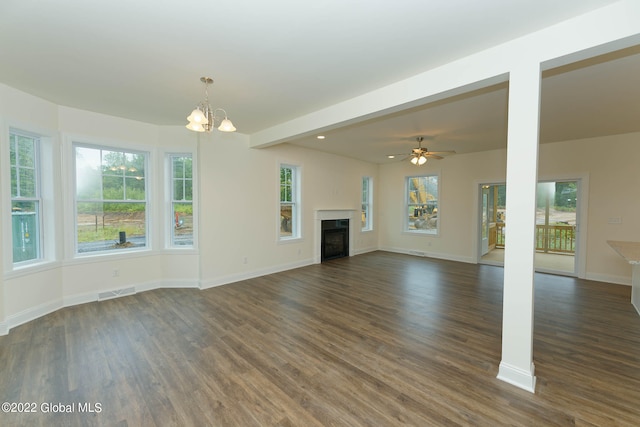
[186,77,236,133]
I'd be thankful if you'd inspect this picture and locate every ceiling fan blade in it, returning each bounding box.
[385,135,455,161]
[425,150,456,155]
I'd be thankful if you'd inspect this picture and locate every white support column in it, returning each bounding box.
[632,264,640,316]
[497,60,541,393]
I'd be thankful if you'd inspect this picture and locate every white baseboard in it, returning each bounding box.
[497,361,536,393]
[62,281,156,307]
[3,299,63,336]
[352,246,378,256]
[126,280,160,295]
[63,292,96,307]
[585,272,631,286]
[200,258,314,290]
[379,246,476,264]
[1,279,200,336]
[160,279,200,289]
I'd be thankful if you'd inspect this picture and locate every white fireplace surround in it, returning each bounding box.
[314,209,356,263]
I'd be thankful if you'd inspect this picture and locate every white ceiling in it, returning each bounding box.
[1,0,638,164]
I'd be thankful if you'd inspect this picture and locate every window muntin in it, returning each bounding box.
[406,175,439,235]
[170,155,193,246]
[362,176,372,231]
[280,165,299,239]
[75,145,147,253]
[10,132,42,263]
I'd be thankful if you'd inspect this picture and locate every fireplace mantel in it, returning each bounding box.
[314,210,356,263]
[314,209,357,221]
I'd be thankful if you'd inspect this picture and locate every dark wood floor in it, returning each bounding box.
[1,251,640,426]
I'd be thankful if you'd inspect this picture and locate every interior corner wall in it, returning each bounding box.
[0,88,202,332]
[0,84,61,331]
[378,131,640,285]
[0,84,59,131]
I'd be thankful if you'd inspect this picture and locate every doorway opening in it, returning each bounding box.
[479,180,578,275]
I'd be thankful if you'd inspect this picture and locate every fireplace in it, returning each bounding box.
[314,209,355,263]
[321,219,349,261]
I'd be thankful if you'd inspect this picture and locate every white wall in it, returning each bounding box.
[0,85,61,332]
[378,149,507,263]
[378,132,640,284]
[197,135,378,287]
[0,85,379,334]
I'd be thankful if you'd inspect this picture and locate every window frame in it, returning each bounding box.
[73,142,150,255]
[9,130,43,265]
[361,176,373,231]
[279,163,301,241]
[167,153,194,248]
[405,173,440,236]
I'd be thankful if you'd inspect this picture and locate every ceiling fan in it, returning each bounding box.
[387,136,455,165]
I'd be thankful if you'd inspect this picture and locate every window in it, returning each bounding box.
[75,145,147,253]
[170,155,193,247]
[10,131,42,263]
[362,176,372,231]
[406,175,439,234]
[280,165,300,239]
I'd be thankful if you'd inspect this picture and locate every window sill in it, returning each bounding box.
[163,247,199,255]
[68,247,153,265]
[403,230,440,237]
[278,236,303,245]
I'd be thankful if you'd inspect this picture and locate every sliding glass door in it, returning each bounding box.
[479,180,578,275]
[534,180,577,274]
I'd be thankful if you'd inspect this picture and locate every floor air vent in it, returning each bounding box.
[98,287,136,301]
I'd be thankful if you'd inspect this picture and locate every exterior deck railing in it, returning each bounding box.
[494,223,575,254]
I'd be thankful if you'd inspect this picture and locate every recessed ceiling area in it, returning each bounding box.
[540,44,640,144]
[285,45,640,164]
[285,83,510,164]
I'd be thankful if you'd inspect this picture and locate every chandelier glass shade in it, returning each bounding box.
[186,77,236,133]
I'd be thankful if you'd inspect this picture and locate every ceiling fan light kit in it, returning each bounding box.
[410,153,428,165]
[186,77,236,133]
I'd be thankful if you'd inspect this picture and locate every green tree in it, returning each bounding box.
[554,182,577,209]
[10,133,37,198]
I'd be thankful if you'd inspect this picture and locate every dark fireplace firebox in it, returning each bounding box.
[321,219,349,262]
